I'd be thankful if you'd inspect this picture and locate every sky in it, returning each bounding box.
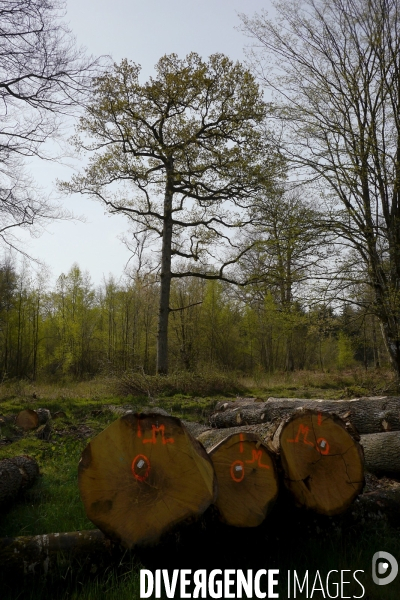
[18,0,273,285]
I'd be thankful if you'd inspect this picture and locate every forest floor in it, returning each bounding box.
[0,369,399,599]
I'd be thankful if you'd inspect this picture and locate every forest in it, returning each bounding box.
[0,258,388,381]
[1,0,400,385]
[2,2,400,599]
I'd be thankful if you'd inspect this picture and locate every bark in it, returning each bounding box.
[360,431,400,477]
[198,429,279,527]
[356,482,400,527]
[9,455,39,489]
[0,530,114,573]
[197,422,280,451]
[156,167,174,375]
[0,461,22,505]
[0,456,39,506]
[78,413,216,548]
[210,396,400,434]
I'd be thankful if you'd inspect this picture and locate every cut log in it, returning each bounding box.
[182,421,211,438]
[15,408,51,431]
[279,410,364,515]
[78,413,217,548]
[360,431,400,477]
[0,456,39,506]
[0,460,22,505]
[210,396,400,434]
[0,530,113,572]
[52,411,67,420]
[15,409,39,431]
[8,455,39,489]
[198,430,279,527]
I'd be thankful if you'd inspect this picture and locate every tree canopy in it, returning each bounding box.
[241,0,400,379]
[0,0,101,253]
[62,52,283,373]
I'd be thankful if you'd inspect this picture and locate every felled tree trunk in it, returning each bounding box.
[357,481,400,526]
[0,530,112,572]
[0,456,39,506]
[210,396,400,434]
[78,413,216,548]
[197,429,279,527]
[279,410,364,515]
[15,408,51,431]
[360,431,400,477]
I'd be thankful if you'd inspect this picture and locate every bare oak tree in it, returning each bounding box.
[62,53,281,374]
[241,0,400,380]
[0,0,102,252]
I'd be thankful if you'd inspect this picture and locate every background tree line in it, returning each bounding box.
[0,258,388,380]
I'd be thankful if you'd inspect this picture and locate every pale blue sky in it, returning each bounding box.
[20,0,273,285]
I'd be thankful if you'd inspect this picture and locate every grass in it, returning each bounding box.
[239,366,397,400]
[0,369,399,598]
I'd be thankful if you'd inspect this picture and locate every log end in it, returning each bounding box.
[78,413,216,548]
[208,432,279,527]
[279,410,364,516]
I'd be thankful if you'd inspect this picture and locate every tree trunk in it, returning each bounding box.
[357,481,400,527]
[360,431,400,477]
[380,319,400,381]
[0,530,112,572]
[0,456,39,506]
[78,413,216,548]
[279,410,364,515]
[156,171,174,375]
[197,429,279,528]
[210,395,400,434]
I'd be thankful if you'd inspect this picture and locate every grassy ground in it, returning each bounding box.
[0,369,399,598]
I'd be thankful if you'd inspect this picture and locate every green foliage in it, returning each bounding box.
[337,331,355,370]
[0,258,392,380]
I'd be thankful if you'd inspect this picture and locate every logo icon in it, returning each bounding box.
[372,551,398,585]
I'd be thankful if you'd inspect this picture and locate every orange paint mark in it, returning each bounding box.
[142,424,174,445]
[239,433,244,454]
[132,454,150,482]
[230,460,245,483]
[318,413,322,426]
[316,437,330,455]
[287,424,314,447]
[245,449,270,469]
[137,421,142,438]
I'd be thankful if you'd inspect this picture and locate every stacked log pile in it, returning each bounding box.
[211,396,400,477]
[210,395,400,433]
[2,396,400,569]
[76,404,371,548]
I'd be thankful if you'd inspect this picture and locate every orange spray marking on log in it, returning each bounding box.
[318,413,322,426]
[245,449,270,469]
[239,433,244,454]
[230,460,245,482]
[316,437,330,455]
[132,454,150,482]
[143,424,174,445]
[287,424,314,447]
